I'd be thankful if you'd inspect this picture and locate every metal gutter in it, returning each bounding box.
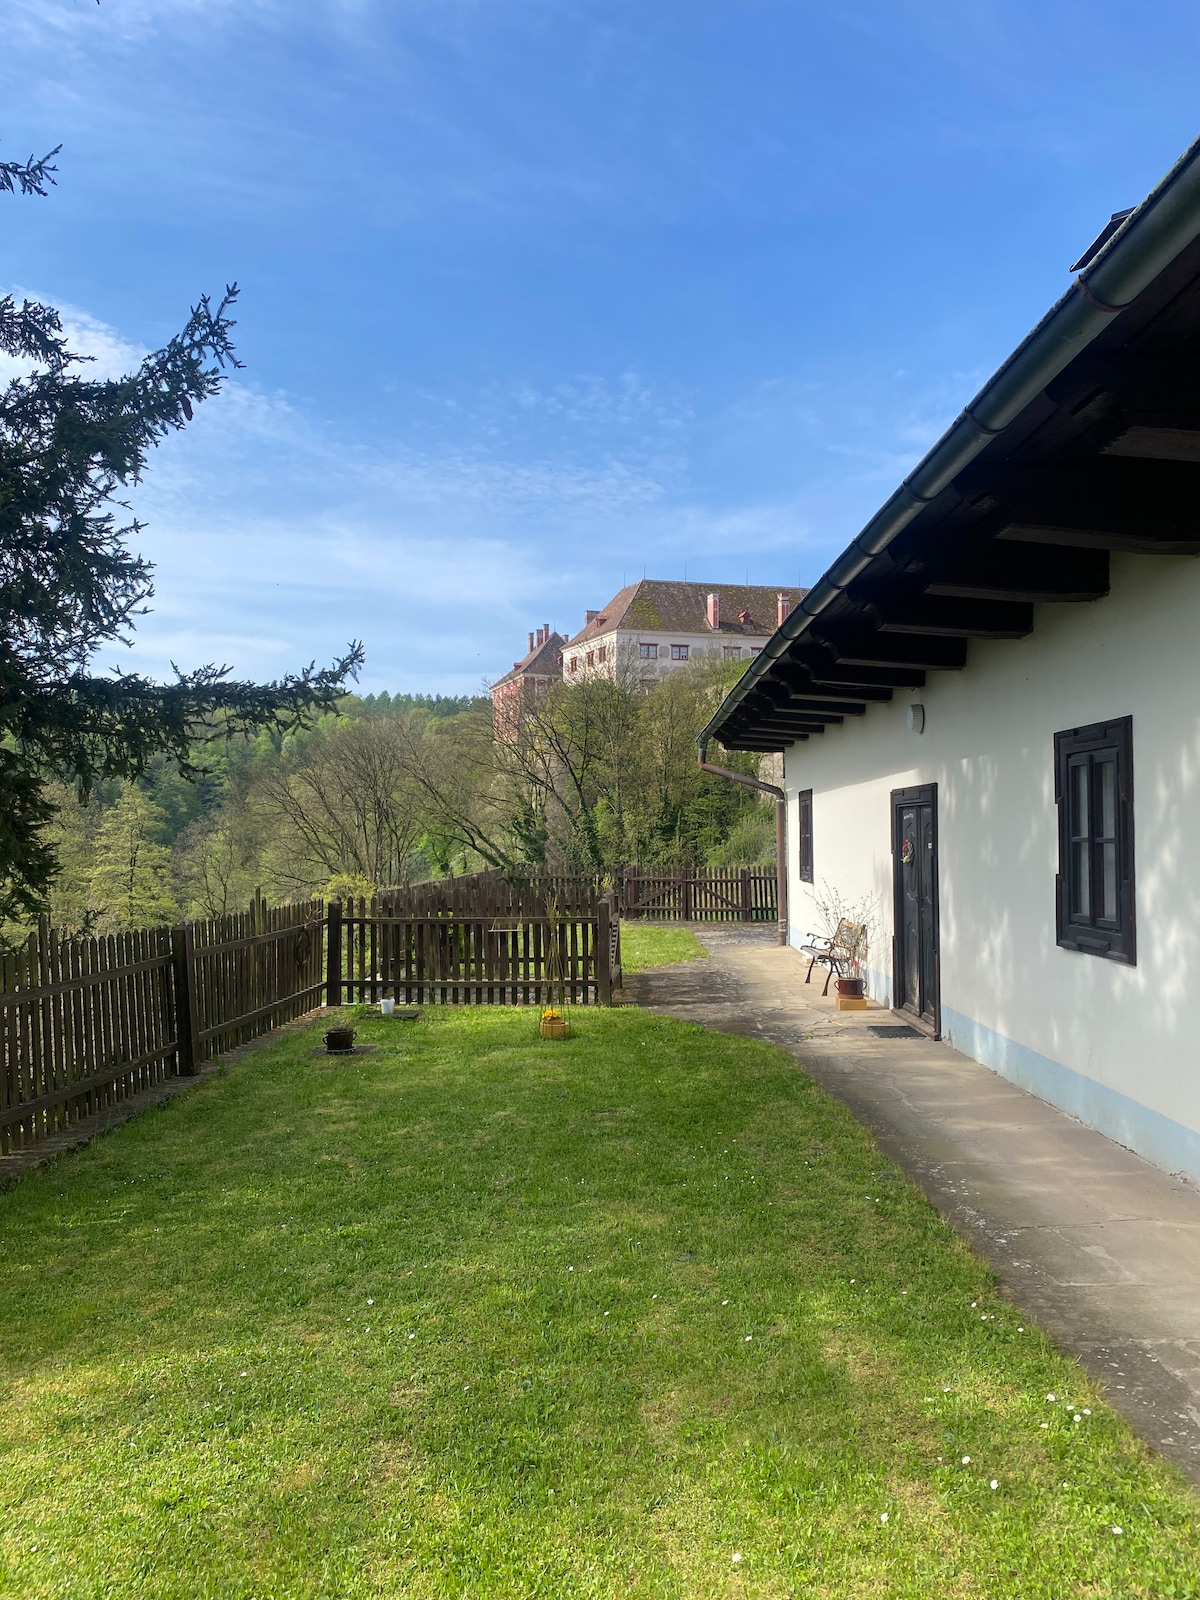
[700,133,1200,749]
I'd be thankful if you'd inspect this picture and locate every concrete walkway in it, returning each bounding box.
[625,926,1200,1487]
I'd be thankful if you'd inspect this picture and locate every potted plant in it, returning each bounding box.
[540,1007,569,1040]
[323,1026,356,1053]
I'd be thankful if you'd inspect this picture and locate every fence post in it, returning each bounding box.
[740,866,752,922]
[682,867,693,924]
[326,900,343,1009]
[597,899,612,1006]
[172,924,201,1076]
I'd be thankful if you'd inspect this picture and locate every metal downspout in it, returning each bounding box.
[697,737,788,946]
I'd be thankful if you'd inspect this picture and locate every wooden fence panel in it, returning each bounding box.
[620,865,776,922]
[0,920,177,1153]
[382,866,773,923]
[1,897,326,1156]
[336,905,610,1007]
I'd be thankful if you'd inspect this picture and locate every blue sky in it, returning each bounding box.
[5,1,1200,695]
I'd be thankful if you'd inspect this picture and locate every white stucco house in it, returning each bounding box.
[701,136,1200,1185]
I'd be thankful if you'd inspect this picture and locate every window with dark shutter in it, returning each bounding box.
[1054,716,1135,963]
[797,789,813,885]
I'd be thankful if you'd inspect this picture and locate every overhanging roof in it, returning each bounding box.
[702,135,1200,754]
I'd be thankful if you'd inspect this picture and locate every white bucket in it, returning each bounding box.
[380,997,396,1016]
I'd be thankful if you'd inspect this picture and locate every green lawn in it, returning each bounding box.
[619,923,708,972]
[1,1007,1196,1599]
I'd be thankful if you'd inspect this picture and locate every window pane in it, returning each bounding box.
[1070,761,1090,841]
[1100,842,1118,921]
[1097,757,1116,840]
[1072,841,1090,917]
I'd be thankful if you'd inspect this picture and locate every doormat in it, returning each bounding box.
[867,1024,924,1039]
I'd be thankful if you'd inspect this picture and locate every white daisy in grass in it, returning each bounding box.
[962,1456,971,1465]
[879,1512,889,1524]
[990,1479,999,1490]
[731,1552,743,1564]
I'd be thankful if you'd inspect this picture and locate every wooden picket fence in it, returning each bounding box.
[0,885,620,1157]
[0,899,323,1155]
[395,865,777,923]
[382,870,603,918]
[619,865,776,923]
[329,897,619,1007]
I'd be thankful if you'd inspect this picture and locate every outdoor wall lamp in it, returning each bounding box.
[906,703,925,734]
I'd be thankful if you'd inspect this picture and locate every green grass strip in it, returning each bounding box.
[0,1007,1196,1598]
[620,924,708,972]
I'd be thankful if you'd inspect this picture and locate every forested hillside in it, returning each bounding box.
[20,666,773,938]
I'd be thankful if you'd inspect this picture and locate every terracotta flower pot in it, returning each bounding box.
[324,1027,356,1053]
[835,977,865,999]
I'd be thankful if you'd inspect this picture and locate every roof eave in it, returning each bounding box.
[701,133,1200,755]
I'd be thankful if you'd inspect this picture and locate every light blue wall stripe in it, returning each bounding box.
[942,1005,1200,1185]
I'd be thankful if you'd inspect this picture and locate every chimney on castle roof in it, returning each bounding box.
[706,591,720,630]
[528,631,535,654]
[542,622,550,641]
[777,591,791,628]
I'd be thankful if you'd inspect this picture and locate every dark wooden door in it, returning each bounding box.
[892,785,939,1028]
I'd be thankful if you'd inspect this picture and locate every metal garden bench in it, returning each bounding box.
[799,919,866,995]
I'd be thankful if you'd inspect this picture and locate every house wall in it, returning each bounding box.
[565,630,769,683]
[783,550,1200,1183]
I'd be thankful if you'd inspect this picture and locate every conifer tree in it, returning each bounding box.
[88,787,179,931]
[1,145,361,924]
